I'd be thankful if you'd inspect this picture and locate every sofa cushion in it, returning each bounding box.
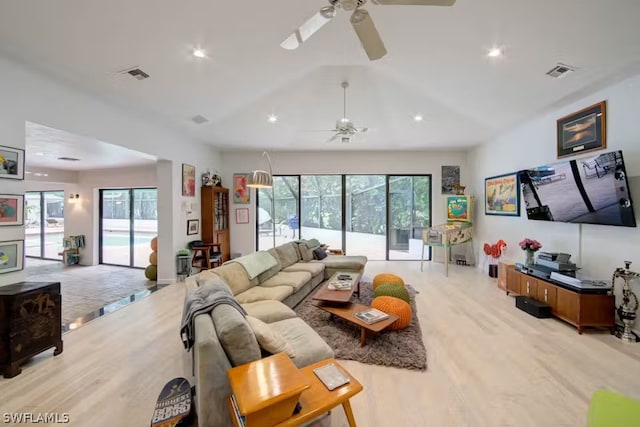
[211,263,255,296]
[318,255,367,271]
[282,262,325,277]
[269,318,334,368]
[246,316,295,358]
[241,300,297,323]
[196,274,234,294]
[258,248,282,283]
[235,285,294,304]
[260,271,312,292]
[276,243,300,268]
[211,304,261,367]
[297,242,315,262]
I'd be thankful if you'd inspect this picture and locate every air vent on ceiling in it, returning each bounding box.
[546,63,576,79]
[57,157,80,161]
[118,66,150,80]
[191,115,209,125]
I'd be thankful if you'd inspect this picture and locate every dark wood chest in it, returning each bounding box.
[0,282,63,378]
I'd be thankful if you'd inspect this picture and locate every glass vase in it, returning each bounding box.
[525,250,535,267]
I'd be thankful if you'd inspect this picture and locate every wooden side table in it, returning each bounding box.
[275,358,363,427]
[227,354,363,427]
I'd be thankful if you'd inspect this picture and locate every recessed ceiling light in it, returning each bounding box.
[35,152,44,156]
[487,47,503,58]
[193,49,206,58]
[267,114,278,124]
[413,114,424,122]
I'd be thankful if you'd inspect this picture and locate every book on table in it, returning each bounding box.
[354,308,389,324]
[313,363,350,391]
[327,280,352,291]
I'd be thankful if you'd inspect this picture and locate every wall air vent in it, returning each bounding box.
[546,63,576,79]
[118,66,150,80]
[191,115,209,125]
[57,157,80,161]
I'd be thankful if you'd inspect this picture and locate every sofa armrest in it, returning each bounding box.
[193,314,233,427]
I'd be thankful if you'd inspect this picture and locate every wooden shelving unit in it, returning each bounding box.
[201,186,230,262]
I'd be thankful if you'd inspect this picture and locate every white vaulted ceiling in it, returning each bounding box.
[1,0,640,151]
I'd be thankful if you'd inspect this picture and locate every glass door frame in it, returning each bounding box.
[99,187,157,268]
[25,190,65,261]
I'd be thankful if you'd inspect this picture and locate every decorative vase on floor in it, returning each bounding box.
[488,264,498,278]
[525,250,535,267]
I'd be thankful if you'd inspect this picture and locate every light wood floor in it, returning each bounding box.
[1,261,639,427]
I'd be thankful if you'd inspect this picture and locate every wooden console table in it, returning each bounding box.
[0,282,63,378]
[227,353,362,427]
[502,265,615,334]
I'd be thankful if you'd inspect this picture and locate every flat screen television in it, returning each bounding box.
[518,150,636,227]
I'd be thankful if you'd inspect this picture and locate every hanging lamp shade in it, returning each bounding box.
[247,170,273,188]
[247,152,274,188]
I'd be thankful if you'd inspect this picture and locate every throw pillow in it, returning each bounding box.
[246,316,295,358]
[313,247,328,260]
[298,242,314,262]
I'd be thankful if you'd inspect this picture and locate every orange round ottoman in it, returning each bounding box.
[372,273,404,290]
[371,296,412,330]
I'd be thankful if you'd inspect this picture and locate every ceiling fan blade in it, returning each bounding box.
[357,127,369,133]
[371,0,455,5]
[326,134,341,143]
[280,8,335,50]
[350,10,387,61]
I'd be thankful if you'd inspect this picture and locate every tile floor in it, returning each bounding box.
[25,258,158,330]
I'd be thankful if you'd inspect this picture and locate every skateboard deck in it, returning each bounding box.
[151,377,193,427]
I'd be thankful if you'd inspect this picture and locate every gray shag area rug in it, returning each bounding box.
[295,282,427,371]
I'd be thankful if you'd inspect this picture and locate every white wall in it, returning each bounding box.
[470,73,640,331]
[220,150,469,257]
[0,55,220,286]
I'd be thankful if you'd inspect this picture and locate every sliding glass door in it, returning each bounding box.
[100,188,157,267]
[388,176,431,260]
[256,176,299,250]
[300,175,343,250]
[346,175,387,260]
[25,190,65,260]
[255,174,431,260]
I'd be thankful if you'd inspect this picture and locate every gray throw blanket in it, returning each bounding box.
[180,283,247,351]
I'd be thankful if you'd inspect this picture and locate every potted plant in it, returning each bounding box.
[483,240,507,278]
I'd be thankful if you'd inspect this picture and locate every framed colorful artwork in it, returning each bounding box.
[0,145,25,180]
[485,172,520,216]
[187,219,199,235]
[182,163,196,197]
[0,240,24,274]
[233,173,250,204]
[235,208,249,224]
[557,101,606,158]
[0,194,24,226]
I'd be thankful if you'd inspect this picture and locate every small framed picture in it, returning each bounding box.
[235,208,249,224]
[0,240,24,274]
[0,194,24,226]
[485,172,520,216]
[182,163,196,197]
[0,145,25,180]
[187,219,199,235]
[557,101,606,158]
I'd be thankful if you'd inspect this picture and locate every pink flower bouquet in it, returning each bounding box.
[519,238,542,252]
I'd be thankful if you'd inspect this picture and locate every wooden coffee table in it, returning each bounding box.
[317,303,399,347]
[312,271,361,304]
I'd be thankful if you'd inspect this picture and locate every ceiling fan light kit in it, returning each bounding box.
[280,0,456,60]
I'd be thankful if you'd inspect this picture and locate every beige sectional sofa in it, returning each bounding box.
[184,240,366,427]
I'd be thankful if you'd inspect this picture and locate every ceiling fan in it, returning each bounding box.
[280,0,456,61]
[317,81,369,143]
